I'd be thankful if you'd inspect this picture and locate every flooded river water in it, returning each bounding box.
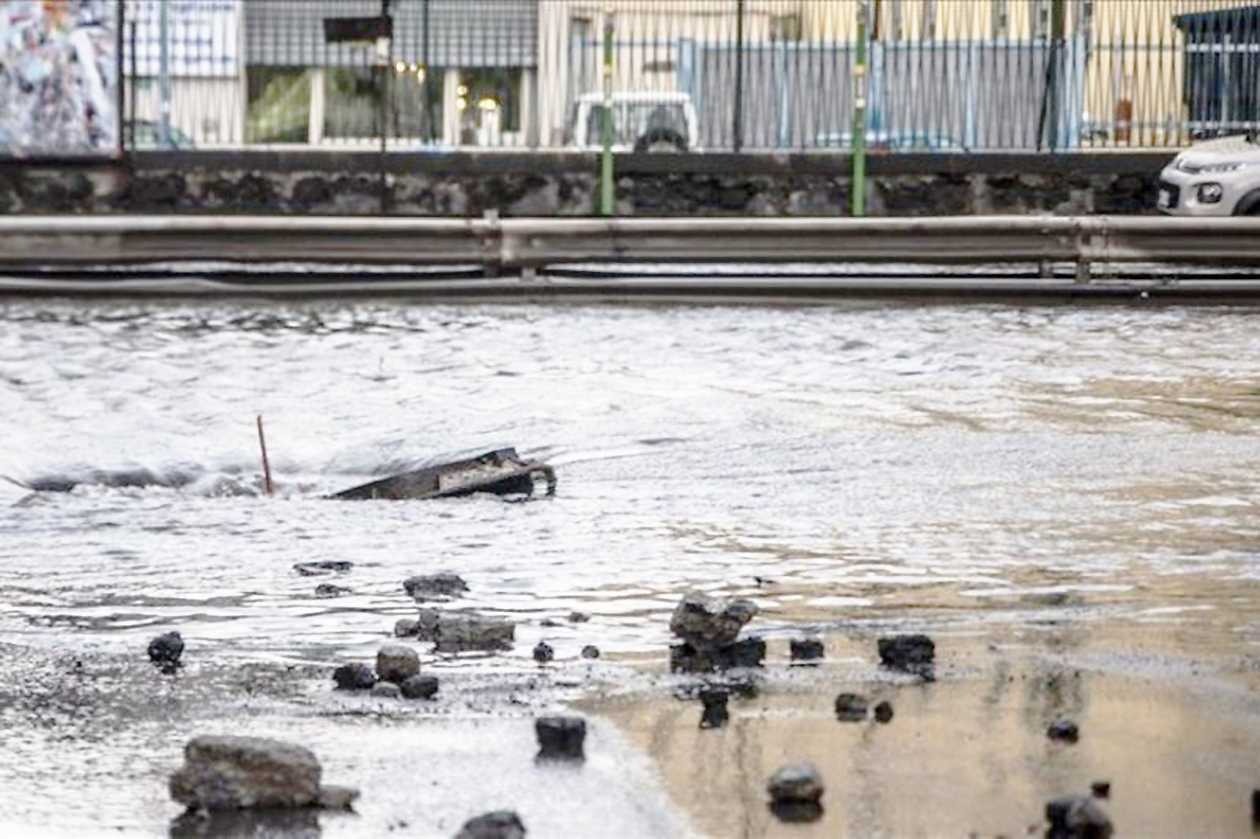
[1,299,1258,837]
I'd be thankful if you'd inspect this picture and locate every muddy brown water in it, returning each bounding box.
[0,300,1258,837]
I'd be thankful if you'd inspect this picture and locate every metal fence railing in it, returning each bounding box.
[19,0,1260,155]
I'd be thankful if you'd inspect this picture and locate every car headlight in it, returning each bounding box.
[1198,162,1247,173]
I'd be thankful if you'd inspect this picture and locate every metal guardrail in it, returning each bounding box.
[3,216,1260,272]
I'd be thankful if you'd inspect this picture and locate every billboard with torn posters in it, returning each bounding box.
[0,0,120,158]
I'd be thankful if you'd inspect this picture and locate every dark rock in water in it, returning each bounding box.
[332,663,376,691]
[540,618,561,628]
[148,632,184,671]
[874,700,895,723]
[402,572,469,601]
[170,809,321,838]
[699,688,730,729]
[370,681,401,699]
[400,674,439,700]
[877,634,935,677]
[568,611,591,623]
[1251,789,1259,824]
[294,561,352,577]
[1090,781,1110,799]
[670,591,758,650]
[169,735,322,811]
[331,447,555,502]
[790,637,825,662]
[532,641,554,664]
[834,693,868,722]
[417,609,515,652]
[376,644,420,683]
[670,637,766,673]
[314,583,351,598]
[769,800,824,824]
[580,645,600,659]
[1047,720,1080,743]
[535,716,586,760]
[1045,795,1113,838]
[395,618,420,638]
[767,763,824,803]
[455,810,527,839]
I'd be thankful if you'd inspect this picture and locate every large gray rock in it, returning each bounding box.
[415,609,515,652]
[376,644,420,683]
[169,736,322,811]
[767,762,824,804]
[403,572,469,601]
[669,591,758,650]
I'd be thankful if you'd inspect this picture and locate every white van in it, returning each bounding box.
[569,92,699,153]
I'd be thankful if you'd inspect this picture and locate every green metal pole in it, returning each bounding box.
[600,15,615,216]
[851,0,868,217]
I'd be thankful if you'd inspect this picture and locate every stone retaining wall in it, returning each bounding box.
[0,151,1175,217]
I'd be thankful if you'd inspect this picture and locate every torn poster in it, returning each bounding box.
[0,0,119,157]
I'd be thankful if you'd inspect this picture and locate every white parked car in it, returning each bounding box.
[569,92,699,153]
[1158,134,1260,216]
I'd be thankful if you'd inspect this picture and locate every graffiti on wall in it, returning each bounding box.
[0,0,119,157]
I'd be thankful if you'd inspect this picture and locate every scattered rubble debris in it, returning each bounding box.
[403,572,469,601]
[293,561,353,577]
[767,763,825,823]
[668,591,763,673]
[332,663,376,691]
[580,645,600,659]
[699,688,730,729]
[1047,720,1080,743]
[877,634,935,678]
[314,583,351,598]
[397,608,516,652]
[400,675,439,700]
[370,681,401,699]
[376,644,420,683]
[331,448,556,501]
[1045,795,1113,838]
[147,631,184,673]
[790,637,825,662]
[169,735,358,813]
[532,641,554,664]
[874,700,895,723]
[535,716,586,761]
[568,611,590,623]
[1090,781,1110,799]
[834,693,868,722]
[455,810,527,839]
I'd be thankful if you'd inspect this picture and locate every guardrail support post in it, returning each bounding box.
[599,11,615,216]
[852,0,869,217]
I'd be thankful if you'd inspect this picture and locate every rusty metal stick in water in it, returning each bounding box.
[256,415,273,496]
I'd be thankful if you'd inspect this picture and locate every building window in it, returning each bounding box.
[457,68,522,145]
[245,67,311,144]
[770,13,802,42]
[1032,0,1053,40]
[322,65,443,143]
[991,0,1009,39]
[921,0,938,40]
